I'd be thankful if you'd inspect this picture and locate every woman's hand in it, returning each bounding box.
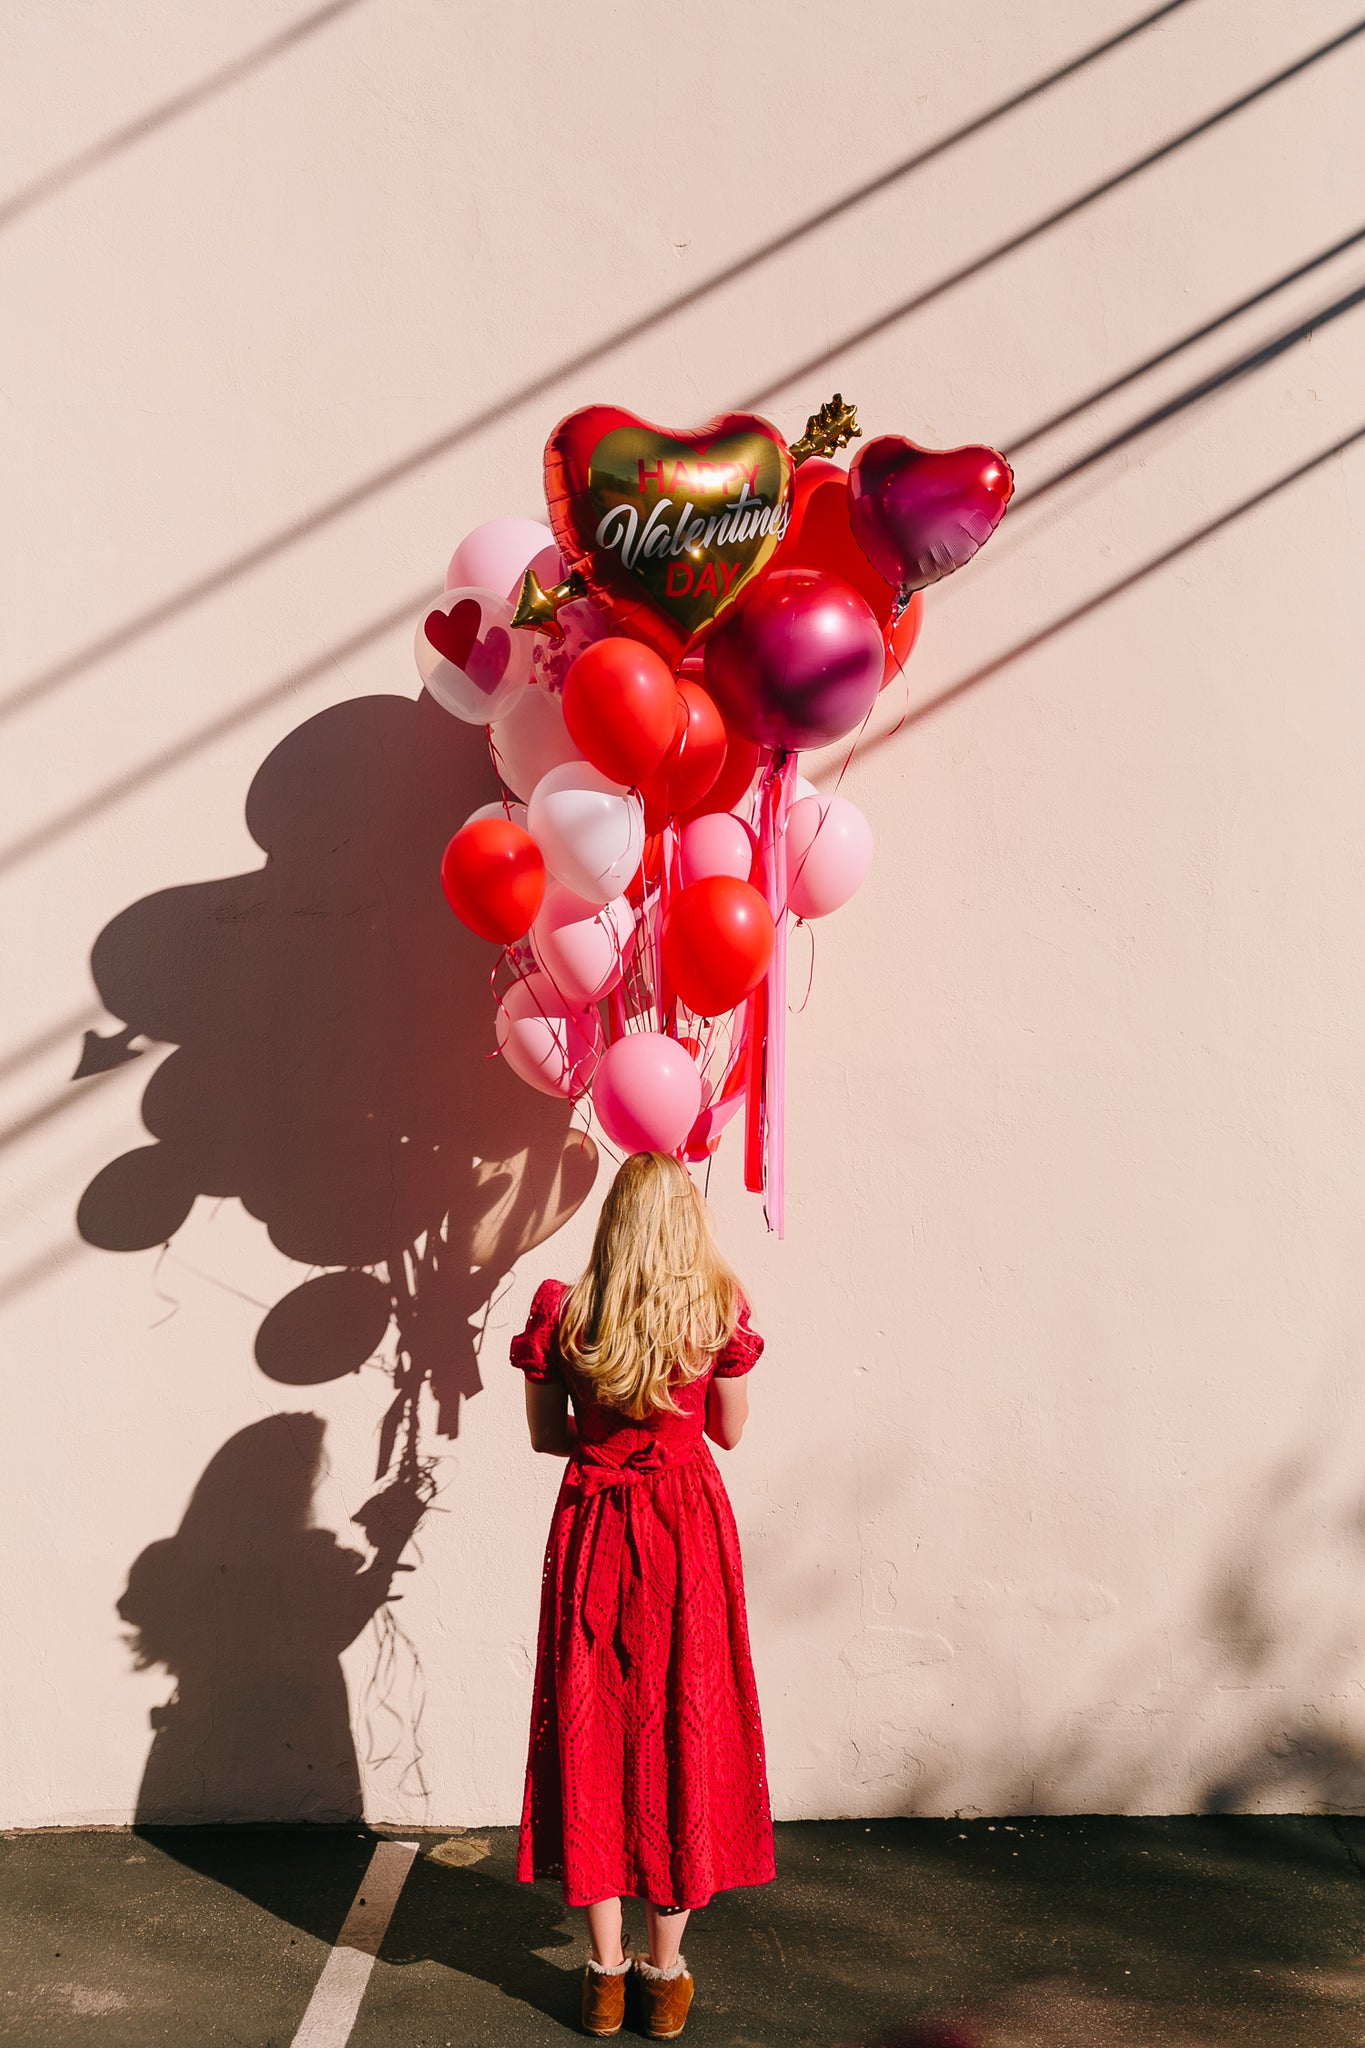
[525,1380,578,1457]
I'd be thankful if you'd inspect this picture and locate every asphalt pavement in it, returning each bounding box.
[5,1816,1365,2046]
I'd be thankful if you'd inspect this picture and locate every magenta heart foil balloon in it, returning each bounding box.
[849,435,1014,596]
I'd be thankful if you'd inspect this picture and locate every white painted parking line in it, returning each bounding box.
[290,1838,419,2048]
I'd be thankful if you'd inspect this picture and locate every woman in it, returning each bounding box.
[511,1151,774,2039]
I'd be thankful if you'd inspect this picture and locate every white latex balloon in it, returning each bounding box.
[495,972,601,1098]
[528,762,645,907]
[415,587,533,724]
[531,883,634,1006]
[489,684,583,800]
[464,799,529,832]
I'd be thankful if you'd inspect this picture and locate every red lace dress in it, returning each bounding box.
[512,1278,775,1910]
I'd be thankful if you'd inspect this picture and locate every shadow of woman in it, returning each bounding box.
[118,1411,419,1824]
[119,1412,579,2026]
[89,683,597,1896]
[78,687,597,1453]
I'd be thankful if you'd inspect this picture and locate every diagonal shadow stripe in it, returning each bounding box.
[741,19,1365,406]
[0,285,1357,888]
[1012,280,1365,505]
[871,425,1365,740]
[0,590,431,882]
[0,0,368,231]
[1008,223,1365,452]
[0,1,1195,732]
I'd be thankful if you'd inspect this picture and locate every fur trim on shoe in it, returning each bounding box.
[586,1953,632,1975]
[635,1954,690,1981]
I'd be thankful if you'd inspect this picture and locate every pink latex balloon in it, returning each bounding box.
[785,793,874,918]
[530,882,634,1006]
[679,812,756,887]
[593,1033,702,1155]
[495,972,601,1098]
[464,798,529,831]
[848,435,1013,595]
[445,519,557,600]
[703,568,884,751]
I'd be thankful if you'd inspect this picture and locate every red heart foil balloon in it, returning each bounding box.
[848,435,1013,596]
[544,405,794,665]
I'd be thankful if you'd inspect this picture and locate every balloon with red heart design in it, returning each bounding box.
[773,456,924,687]
[848,436,1013,597]
[416,586,534,723]
[543,404,795,665]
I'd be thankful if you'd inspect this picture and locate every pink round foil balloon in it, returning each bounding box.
[703,568,884,751]
[530,882,634,1006]
[784,793,873,917]
[495,972,601,1098]
[848,435,1013,595]
[445,518,556,600]
[679,812,756,887]
[594,1033,702,1155]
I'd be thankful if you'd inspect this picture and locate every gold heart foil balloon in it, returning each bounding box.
[543,406,794,664]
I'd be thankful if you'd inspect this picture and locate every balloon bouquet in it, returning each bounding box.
[422,395,1011,1234]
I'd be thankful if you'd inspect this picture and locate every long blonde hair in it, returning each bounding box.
[559,1152,742,1419]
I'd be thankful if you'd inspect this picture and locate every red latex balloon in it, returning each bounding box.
[662,875,775,1018]
[561,638,679,787]
[771,458,900,620]
[848,435,1013,595]
[543,404,794,664]
[642,678,727,829]
[680,724,762,822]
[772,456,926,691]
[440,818,546,944]
[625,830,665,909]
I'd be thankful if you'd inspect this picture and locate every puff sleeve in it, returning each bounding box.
[713,1297,764,1378]
[510,1278,568,1383]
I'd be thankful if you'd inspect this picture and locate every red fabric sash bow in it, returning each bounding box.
[564,1438,690,1497]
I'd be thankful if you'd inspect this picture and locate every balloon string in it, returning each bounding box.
[488,945,602,1099]
[789,919,816,1014]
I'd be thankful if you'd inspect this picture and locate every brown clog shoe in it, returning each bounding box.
[581,1955,630,2036]
[634,1956,695,2040]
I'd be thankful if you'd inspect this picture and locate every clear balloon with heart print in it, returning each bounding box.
[417,394,1012,1235]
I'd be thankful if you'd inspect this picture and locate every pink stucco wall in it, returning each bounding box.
[3,0,1365,1827]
